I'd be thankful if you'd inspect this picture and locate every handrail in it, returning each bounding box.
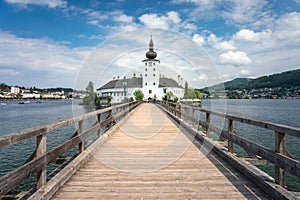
[0,101,142,196]
[158,100,300,188]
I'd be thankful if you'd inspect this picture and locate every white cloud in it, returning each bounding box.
[234,29,271,42]
[219,51,251,66]
[167,11,181,24]
[221,0,273,28]
[240,69,250,76]
[0,69,20,76]
[214,41,236,51]
[198,73,208,80]
[82,9,108,21]
[192,34,205,46]
[207,33,219,44]
[138,11,193,32]
[275,12,300,39]
[172,0,273,29]
[113,14,133,23]
[139,13,171,29]
[0,32,86,74]
[4,0,67,8]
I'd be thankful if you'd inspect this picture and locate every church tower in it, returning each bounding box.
[142,36,160,100]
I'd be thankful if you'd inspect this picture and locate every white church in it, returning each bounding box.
[96,37,185,104]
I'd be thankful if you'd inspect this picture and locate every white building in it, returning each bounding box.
[97,37,185,104]
[11,86,20,94]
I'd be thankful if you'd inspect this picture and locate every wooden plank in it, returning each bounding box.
[207,123,300,178]
[275,131,286,187]
[78,120,84,153]
[159,103,298,200]
[228,119,234,153]
[50,104,270,200]
[159,101,300,138]
[0,123,100,195]
[197,107,300,138]
[36,130,47,189]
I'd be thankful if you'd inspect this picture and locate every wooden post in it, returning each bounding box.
[228,119,234,153]
[275,131,286,187]
[193,108,196,129]
[205,112,211,137]
[97,113,102,137]
[109,109,113,128]
[78,120,84,153]
[36,130,46,189]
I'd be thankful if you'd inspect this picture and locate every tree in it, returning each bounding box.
[183,88,202,100]
[83,81,96,108]
[163,91,174,102]
[134,89,144,101]
[184,81,188,98]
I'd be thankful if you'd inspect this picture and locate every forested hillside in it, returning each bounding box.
[199,69,300,99]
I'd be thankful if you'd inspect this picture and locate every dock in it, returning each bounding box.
[0,101,299,199]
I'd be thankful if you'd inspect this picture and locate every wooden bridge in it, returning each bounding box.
[0,101,299,199]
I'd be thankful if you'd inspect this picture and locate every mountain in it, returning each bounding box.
[198,68,300,99]
[223,78,252,89]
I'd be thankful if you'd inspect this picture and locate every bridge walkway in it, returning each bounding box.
[52,103,269,199]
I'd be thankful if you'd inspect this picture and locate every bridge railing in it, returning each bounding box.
[0,101,141,197]
[158,101,300,188]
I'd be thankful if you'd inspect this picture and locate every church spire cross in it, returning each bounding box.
[149,35,154,51]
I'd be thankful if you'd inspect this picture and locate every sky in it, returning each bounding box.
[0,0,300,89]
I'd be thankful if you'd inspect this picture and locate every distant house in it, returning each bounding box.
[11,86,20,94]
[22,93,41,99]
[97,37,185,104]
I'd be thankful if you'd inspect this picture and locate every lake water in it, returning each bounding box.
[0,99,299,192]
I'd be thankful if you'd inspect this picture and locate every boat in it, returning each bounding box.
[19,101,30,104]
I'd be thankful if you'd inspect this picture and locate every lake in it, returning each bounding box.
[0,99,299,191]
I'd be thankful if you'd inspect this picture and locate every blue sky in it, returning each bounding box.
[0,0,300,89]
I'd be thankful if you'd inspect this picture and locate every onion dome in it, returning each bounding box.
[145,36,157,59]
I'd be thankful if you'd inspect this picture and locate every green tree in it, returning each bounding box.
[83,81,96,108]
[134,89,144,101]
[16,93,23,99]
[184,81,188,98]
[183,88,202,100]
[163,91,174,102]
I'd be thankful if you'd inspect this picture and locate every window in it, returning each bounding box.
[153,63,155,66]
[149,62,152,66]
[149,90,152,94]
[145,63,147,66]
[145,74,147,77]
[145,68,147,71]
[163,88,167,94]
[145,83,147,85]
[153,82,155,85]
[153,68,155,71]
[153,74,155,76]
